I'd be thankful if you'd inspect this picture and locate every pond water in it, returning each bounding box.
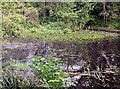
[2,36,120,88]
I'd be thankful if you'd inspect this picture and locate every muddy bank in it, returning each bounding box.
[2,37,120,88]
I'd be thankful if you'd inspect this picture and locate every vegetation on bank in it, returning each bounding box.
[2,56,70,88]
[1,2,120,38]
[20,29,117,42]
[1,1,120,89]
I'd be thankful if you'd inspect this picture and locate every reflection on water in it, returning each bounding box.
[2,37,120,88]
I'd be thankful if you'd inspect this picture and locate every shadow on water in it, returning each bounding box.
[2,36,120,88]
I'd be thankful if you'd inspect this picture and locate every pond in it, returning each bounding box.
[2,36,120,88]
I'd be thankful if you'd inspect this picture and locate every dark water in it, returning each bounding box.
[2,37,120,88]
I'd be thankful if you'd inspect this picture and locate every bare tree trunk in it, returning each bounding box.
[43,2,50,23]
[43,2,46,23]
[103,2,107,26]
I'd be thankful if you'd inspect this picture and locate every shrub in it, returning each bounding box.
[2,2,39,37]
[108,19,120,29]
[29,56,68,88]
[2,57,70,88]
[46,22,66,31]
[2,60,42,88]
[2,13,26,37]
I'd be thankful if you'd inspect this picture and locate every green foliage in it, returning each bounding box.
[2,57,70,88]
[2,2,39,37]
[93,2,120,29]
[9,59,29,70]
[52,3,96,30]
[2,60,41,88]
[46,21,66,30]
[29,56,67,88]
[108,19,120,29]
[45,22,72,34]
[74,3,95,29]
[2,2,24,37]
[2,2,120,38]
[2,69,30,88]
[21,29,116,42]
[2,13,26,37]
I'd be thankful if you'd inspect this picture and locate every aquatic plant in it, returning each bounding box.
[29,56,69,88]
[2,59,43,88]
[2,57,70,88]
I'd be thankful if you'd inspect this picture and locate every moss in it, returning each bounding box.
[20,30,118,42]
